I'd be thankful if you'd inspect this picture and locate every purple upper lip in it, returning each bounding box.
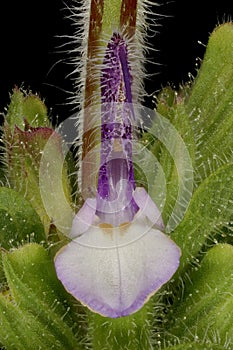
[96,33,139,226]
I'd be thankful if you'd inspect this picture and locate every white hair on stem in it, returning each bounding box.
[61,0,159,196]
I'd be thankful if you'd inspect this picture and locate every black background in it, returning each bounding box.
[0,0,233,123]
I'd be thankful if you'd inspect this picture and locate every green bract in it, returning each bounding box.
[5,87,50,132]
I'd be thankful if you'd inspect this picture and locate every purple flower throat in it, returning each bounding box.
[96,32,139,226]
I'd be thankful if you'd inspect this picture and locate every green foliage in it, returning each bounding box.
[0,187,45,249]
[171,163,233,276]
[164,344,225,350]
[0,21,233,350]
[0,243,80,350]
[3,88,74,235]
[87,301,153,350]
[186,23,233,184]
[166,244,233,349]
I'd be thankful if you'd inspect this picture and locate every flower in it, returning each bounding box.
[55,187,180,318]
[54,32,181,318]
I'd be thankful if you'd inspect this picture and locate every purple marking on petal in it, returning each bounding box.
[101,32,132,104]
[97,32,138,225]
[97,158,138,226]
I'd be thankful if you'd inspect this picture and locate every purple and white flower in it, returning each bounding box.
[54,33,181,318]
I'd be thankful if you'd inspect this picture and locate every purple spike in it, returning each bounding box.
[97,33,138,225]
[101,32,133,104]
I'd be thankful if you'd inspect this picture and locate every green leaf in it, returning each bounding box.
[88,300,153,350]
[0,294,60,350]
[171,163,233,276]
[164,343,224,350]
[0,243,81,349]
[0,187,45,249]
[146,105,194,232]
[166,244,233,349]
[186,23,233,184]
